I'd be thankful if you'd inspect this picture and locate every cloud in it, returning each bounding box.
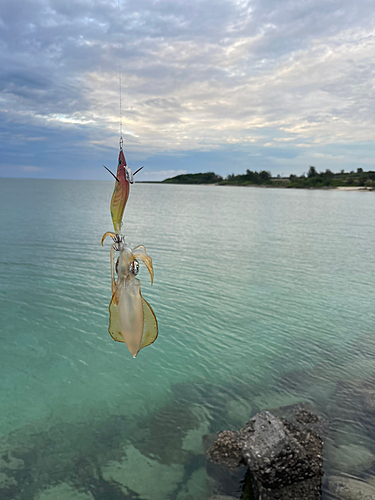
[146,169,187,177]
[0,0,375,177]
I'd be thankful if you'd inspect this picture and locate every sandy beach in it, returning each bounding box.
[335,186,373,191]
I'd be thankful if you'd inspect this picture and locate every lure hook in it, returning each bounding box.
[133,166,144,176]
[103,165,119,183]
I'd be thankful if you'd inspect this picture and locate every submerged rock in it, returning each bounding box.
[208,496,238,500]
[181,404,211,455]
[269,402,328,438]
[206,460,247,498]
[251,392,303,413]
[207,407,323,491]
[0,448,25,472]
[35,483,94,500]
[102,444,184,500]
[0,472,18,499]
[330,422,370,448]
[333,376,375,420]
[176,467,214,500]
[132,399,206,465]
[325,443,375,474]
[329,375,375,443]
[0,472,17,488]
[226,398,255,427]
[328,475,375,500]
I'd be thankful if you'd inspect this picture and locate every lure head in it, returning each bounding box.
[110,150,134,234]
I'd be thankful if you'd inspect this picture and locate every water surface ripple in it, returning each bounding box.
[0,179,375,499]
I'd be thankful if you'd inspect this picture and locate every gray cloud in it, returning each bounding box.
[1,0,375,177]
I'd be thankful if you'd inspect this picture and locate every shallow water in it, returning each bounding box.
[0,179,375,499]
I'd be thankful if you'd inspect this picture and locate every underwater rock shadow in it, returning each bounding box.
[0,394,218,500]
[0,410,151,500]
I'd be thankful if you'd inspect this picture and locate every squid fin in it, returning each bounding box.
[108,298,124,343]
[107,295,158,353]
[139,296,158,351]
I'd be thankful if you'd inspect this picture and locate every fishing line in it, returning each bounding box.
[118,0,123,150]
[119,61,123,149]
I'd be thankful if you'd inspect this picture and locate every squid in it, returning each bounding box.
[102,148,158,358]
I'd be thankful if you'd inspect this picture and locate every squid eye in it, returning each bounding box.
[129,260,139,275]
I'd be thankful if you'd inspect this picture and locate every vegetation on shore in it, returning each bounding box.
[162,172,223,184]
[162,167,375,189]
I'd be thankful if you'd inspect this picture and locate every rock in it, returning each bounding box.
[102,444,184,500]
[207,409,323,490]
[243,470,321,500]
[206,430,243,468]
[325,443,375,474]
[269,403,328,438]
[240,411,322,488]
[328,475,375,500]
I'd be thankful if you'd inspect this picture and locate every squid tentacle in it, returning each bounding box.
[132,245,154,285]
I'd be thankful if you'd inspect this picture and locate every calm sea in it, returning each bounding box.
[0,178,375,499]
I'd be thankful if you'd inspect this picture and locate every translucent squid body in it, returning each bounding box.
[102,149,158,358]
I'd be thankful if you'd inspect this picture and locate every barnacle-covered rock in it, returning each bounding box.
[207,407,323,493]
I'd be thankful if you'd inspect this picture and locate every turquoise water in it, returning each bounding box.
[0,178,375,499]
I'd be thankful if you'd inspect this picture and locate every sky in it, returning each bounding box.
[1,0,375,181]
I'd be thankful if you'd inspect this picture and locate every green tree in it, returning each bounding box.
[259,170,271,182]
[307,166,317,178]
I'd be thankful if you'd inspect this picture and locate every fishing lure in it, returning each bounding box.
[102,148,158,358]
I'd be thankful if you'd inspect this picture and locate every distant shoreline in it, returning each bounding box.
[159,168,375,190]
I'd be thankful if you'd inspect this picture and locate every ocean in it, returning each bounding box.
[0,178,375,499]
